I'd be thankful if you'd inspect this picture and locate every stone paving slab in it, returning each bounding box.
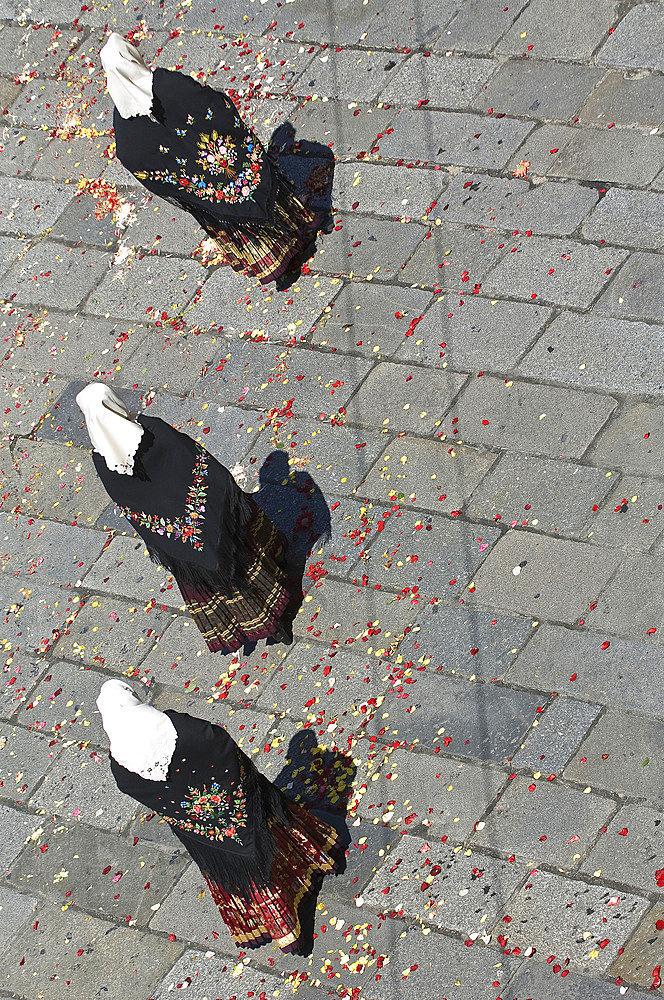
[473,59,604,122]
[595,251,664,324]
[596,3,664,72]
[578,71,664,132]
[564,709,664,805]
[115,331,225,396]
[381,53,496,110]
[121,201,204,255]
[8,820,188,927]
[590,402,664,476]
[362,0,462,49]
[400,221,508,290]
[398,602,534,681]
[496,0,619,61]
[311,214,426,280]
[1,578,83,661]
[593,553,664,643]
[0,885,36,950]
[286,98,395,161]
[148,859,235,947]
[440,0,529,54]
[471,775,614,870]
[588,475,664,553]
[509,698,602,773]
[28,134,116,184]
[50,192,119,248]
[447,375,617,460]
[0,514,106,586]
[150,949,285,1000]
[81,536,183,609]
[293,48,407,102]
[361,834,525,935]
[8,77,113,133]
[466,452,614,538]
[0,234,26,281]
[466,530,621,624]
[509,962,637,999]
[343,361,467,433]
[377,670,539,762]
[0,127,51,176]
[354,747,507,840]
[580,802,664,895]
[582,187,664,251]
[0,802,42,871]
[0,902,182,1000]
[0,177,72,236]
[439,172,599,237]
[609,902,664,988]
[506,623,664,719]
[312,281,431,359]
[332,161,448,217]
[2,243,112,310]
[9,438,109,525]
[21,660,112,746]
[519,311,664,395]
[377,109,534,169]
[494,869,649,974]
[0,724,62,805]
[85,254,205,323]
[331,814,400,901]
[0,656,45,720]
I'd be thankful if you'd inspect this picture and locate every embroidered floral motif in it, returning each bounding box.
[116,443,208,549]
[134,131,264,206]
[163,773,248,843]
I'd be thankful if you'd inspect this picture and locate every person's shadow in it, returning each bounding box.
[254,450,331,638]
[273,729,355,955]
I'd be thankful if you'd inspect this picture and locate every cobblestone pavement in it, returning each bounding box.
[0,1,662,998]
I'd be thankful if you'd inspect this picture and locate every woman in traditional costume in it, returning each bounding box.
[77,382,292,653]
[101,33,319,288]
[97,679,341,952]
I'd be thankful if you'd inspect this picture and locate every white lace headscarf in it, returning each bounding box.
[96,679,177,781]
[76,382,144,476]
[101,33,154,119]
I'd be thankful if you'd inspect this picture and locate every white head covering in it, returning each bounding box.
[101,33,154,120]
[96,679,177,781]
[76,382,144,476]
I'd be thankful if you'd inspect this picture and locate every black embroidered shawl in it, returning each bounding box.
[110,710,290,894]
[92,414,252,594]
[113,68,276,224]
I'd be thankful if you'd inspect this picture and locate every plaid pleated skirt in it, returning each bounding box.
[178,501,291,654]
[204,801,340,953]
[195,172,318,283]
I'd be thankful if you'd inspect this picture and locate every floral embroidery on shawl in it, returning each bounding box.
[134,130,264,206]
[163,771,248,843]
[116,442,208,549]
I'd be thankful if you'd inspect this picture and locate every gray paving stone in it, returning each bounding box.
[8,439,109,525]
[0,656,45,720]
[286,98,396,161]
[262,0,375,44]
[580,803,664,894]
[514,122,664,187]
[292,577,419,658]
[0,885,36,947]
[28,134,116,183]
[311,213,427,279]
[332,161,448,218]
[0,367,63,433]
[0,126,50,175]
[2,243,111,309]
[148,859,234,946]
[609,902,664,988]
[0,177,71,236]
[438,0,529,54]
[0,26,82,78]
[160,0,273,34]
[510,698,602,772]
[312,281,430,359]
[399,603,534,681]
[361,0,462,48]
[474,59,604,121]
[344,362,467,433]
[49,192,119,247]
[1,577,83,662]
[447,375,617,460]
[519,311,664,395]
[22,661,111,746]
[582,188,664,250]
[395,295,553,373]
[467,453,614,537]
[294,48,406,102]
[377,108,534,169]
[0,903,182,1000]
[597,3,664,72]
[9,821,188,926]
[0,802,41,870]
[29,742,139,830]
[466,530,621,624]
[355,508,500,600]
[116,331,223,396]
[506,623,664,717]
[483,235,628,309]
[0,514,105,587]
[578,70,664,132]
[382,54,496,110]
[593,553,664,642]
[564,709,664,803]
[590,403,664,476]
[9,77,114,133]
[472,775,613,869]
[362,834,524,934]
[400,221,507,290]
[0,724,62,804]
[368,924,520,1000]
[360,437,498,514]
[496,0,619,60]
[85,254,205,322]
[494,869,649,973]
[121,199,204,254]
[0,235,25,281]
[378,670,539,761]
[510,960,643,998]
[150,949,286,1000]
[81,536,184,609]
[331,814,401,900]
[440,172,599,237]
[355,747,507,839]
[588,476,664,553]
[596,252,664,324]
